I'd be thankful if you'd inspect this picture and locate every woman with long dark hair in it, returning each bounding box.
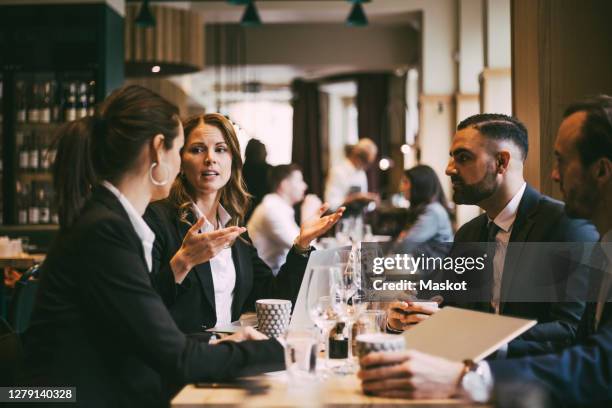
[24,86,286,407]
[394,165,453,249]
[242,138,271,222]
[143,113,344,335]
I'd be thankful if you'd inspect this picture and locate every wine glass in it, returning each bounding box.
[306,266,338,370]
[332,248,360,300]
[331,289,367,374]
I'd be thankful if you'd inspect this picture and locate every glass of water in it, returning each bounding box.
[284,328,319,382]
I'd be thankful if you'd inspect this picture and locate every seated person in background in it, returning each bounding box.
[358,95,612,407]
[248,164,322,275]
[388,113,598,357]
[24,86,282,406]
[393,165,454,254]
[324,138,380,212]
[243,138,271,223]
[144,113,344,335]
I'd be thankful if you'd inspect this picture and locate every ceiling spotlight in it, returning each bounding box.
[151,65,161,73]
[135,0,155,28]
[379,158,392,171]
[346,2,368,27]
[241,2,262,27]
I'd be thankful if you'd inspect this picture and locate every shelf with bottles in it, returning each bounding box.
[15,128,57,177]
[15,180,58,226]
[15,73,97,125]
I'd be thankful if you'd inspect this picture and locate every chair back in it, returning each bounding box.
[8,265,40,334]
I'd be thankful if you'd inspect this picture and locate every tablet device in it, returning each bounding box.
[402,306,536,362]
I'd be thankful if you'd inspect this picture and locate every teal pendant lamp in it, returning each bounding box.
[346,0,369,27]
[241,2,262,27]
[135,0,155,27]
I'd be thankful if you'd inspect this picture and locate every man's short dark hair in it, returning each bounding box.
[457,113,529,161]
[269,163,301,192]
[563,95,612,167]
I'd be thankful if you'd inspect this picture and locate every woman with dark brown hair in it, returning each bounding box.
[144,113,344,334]
[24,86,285,407]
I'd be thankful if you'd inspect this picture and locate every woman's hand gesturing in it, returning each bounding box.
[295,204,345,248]
[170,216,246,283]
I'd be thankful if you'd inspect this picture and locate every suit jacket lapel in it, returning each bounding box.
[174,211,217,317]
[94,186,147,266]
[500,185,539,310]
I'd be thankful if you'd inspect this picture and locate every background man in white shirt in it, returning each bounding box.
[248,164,321,275]
[324,138,380,211]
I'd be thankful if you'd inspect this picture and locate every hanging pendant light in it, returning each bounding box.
[135,0,155,28]
[346,1,368,27]
[227,0,250,4]
[241,1,262,27]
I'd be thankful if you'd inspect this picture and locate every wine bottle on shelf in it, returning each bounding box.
[18,132,30,171]
[28,131,40,172]
[28,81,41,123]
[28,181,40,224]
[16,80,27,123]
[51,80,61,123]
[40,134,51,172]
[87,81,96,117]
[77,82,88,119]
[38,185,51,224]
[50,189,59,225]
[64,82,77,122]
[17,181,29,225]
[40,81,52,124]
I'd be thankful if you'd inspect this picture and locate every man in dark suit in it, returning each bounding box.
[359,95,612,406]
[389,113,598,356]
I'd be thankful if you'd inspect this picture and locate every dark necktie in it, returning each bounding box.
[487,221,501,243]
[485,221,501,311]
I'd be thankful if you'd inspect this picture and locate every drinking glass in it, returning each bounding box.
[284,328,319,382]
[306,266,338,369]
[335,219,351,245]
[357,309,387,334]
[332,248,360,300]
[331,290,367,374]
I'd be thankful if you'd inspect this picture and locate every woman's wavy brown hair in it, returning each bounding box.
[168,113,251,226]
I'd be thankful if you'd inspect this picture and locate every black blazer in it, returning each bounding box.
[452,184,599,357]
[143,198,309,334]
[489,260,612,407]
[24,187,284,407]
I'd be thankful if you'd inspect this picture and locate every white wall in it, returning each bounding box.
[459,0,484,94]
[486,0,511,69]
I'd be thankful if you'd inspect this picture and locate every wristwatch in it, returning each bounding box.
[459,359,491,403]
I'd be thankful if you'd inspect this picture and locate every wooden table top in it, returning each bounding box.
[0,253,45,269]
[171,372,481,407]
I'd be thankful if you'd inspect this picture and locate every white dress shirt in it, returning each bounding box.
[247,193,300,275]
[101,181,155,273]
[324,159,368,210]
[489,182,527,313]
[192,203,236,325]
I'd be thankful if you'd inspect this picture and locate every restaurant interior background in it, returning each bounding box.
[0,0,611,311]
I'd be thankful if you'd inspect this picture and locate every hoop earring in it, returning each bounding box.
[150,162,170,186]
